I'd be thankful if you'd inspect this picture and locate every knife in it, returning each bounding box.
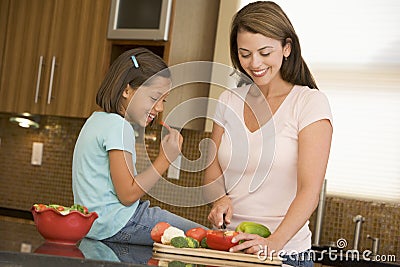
[220,214,227,229]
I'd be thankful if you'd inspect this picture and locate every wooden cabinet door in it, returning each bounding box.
[162,0,219,130]
[0,0,55,114]
[0,0,110,118]
[0,0,10,78]
[45,0,110,117]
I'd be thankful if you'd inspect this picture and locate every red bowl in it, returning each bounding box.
[31,206,98,245]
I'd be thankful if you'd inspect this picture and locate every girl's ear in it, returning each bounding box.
[283,38,292,58]
[122,84,135,99]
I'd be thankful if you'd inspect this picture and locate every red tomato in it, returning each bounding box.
[83,206,89,214]
[56,206,65,211]
[186,227,207,242]
[150,222,171,243]
[206,230,239,251]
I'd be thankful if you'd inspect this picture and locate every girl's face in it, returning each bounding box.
[123,76,171,127]
[237,30,291,86]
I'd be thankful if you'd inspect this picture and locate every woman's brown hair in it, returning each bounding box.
[96,47,170,115]
[230,1,318,89]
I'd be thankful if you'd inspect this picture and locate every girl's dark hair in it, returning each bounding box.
[96,47,171,114]
[230,1,318,89]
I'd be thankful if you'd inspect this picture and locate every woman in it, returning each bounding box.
[204,1,333,266]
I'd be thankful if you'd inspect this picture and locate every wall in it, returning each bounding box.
[0,112,212,226]
[0,113,399,256]
[309,196,400,256]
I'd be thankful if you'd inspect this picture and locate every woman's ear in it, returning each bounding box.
[283,38,292,58]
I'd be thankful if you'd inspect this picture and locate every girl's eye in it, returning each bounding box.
[261,53,271,57]
[240,54,251,58]
[150,97,158,101]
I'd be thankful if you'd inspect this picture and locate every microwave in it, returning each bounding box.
[107,0,172,41]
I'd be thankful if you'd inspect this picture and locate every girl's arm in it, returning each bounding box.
[109,128,182,206]
[204,123,232,228]
[230,118,332,254]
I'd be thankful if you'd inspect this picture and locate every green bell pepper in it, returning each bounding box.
[235,221,271,238]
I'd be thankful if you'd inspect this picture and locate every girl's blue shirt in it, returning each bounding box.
[72,111,138,240]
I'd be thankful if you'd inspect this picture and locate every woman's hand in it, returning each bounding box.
[208,195,233,228]
[229,233,286,256]
[158,127,183,163]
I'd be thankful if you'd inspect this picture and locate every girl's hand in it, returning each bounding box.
[208,195,233,228]
[229,233,286,257]
[159,127,183,163]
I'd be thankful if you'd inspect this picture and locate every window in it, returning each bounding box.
[240,0,400,201]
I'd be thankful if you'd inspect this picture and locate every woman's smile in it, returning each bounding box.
[251,68,268,78]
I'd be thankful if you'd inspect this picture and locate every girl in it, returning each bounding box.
[72,48,204,245]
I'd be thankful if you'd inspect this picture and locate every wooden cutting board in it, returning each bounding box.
[153,243,282,266]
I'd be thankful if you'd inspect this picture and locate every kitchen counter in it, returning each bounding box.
[312,245,399,267]
[1,240,399,267]
[1,216,398,267]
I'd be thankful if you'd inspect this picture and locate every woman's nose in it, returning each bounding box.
[250,54,262,68]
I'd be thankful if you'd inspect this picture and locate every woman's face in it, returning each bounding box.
[237,30,290,86]
[124,76,171,127]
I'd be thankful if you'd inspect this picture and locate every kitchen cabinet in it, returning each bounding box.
[162,0,220,131]
[0,0,110,118]
[0,0,9,78]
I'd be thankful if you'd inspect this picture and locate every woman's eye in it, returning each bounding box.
[240,54,251,58]
[150,97,158,101]
[261,53,271,57]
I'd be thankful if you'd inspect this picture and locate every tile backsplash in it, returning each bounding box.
[0,113,399,256]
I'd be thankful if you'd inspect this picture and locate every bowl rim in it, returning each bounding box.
[31,205,98,218]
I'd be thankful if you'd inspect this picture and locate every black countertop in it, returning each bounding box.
[0,240,399,267]
[312,245,399,267]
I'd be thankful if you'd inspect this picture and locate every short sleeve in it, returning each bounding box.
[298,90,333,131]
[103,118,135,155]
[213,90,231,127]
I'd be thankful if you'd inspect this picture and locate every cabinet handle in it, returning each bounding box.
[47,56,56,104]
[34,56,44,103]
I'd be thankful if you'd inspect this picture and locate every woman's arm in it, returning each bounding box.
[230,118,332,254]
[204,123,233,228]
[270,118,332,249]
[109,128,183,206]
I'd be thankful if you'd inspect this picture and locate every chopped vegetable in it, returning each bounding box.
[235,221,271,238]
[185,227,207,243]
[185,237,199,248]
[151,222,171,243]
[200,237,208,248]
[170,236,189,248]
[33,203,90,215]
[167,261,190,267]
[206,230,239,251]
[161,226,185,245]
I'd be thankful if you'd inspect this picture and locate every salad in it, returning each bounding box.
[33,203,89,215]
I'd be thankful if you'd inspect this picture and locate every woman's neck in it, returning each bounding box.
[253,79,293,99]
